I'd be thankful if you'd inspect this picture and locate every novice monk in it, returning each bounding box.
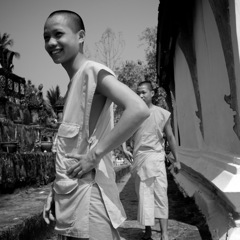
[122,81,181,240]
[42,10,150,240]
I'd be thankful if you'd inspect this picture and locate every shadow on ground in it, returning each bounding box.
[167,171,212,240]
[37,167,213,240]
[118,170,212,240]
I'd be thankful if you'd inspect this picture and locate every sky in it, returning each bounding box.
[0,0,159,97]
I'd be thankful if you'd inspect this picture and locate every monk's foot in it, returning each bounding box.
[141,236,153,240]
[161,233,169,240]
[141,226,152,240]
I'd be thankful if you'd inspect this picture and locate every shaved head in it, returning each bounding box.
[138,81,153,91]
[47,10,85,33]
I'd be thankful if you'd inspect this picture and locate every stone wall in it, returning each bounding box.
[0,120,57,152]
[0,153,55,193]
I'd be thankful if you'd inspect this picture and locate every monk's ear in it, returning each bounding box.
[151,90,155,97]
[78,30,85,44]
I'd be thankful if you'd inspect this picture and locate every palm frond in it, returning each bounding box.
[0,33,13,48]
[46,85,61,108]
[13,52,20,59]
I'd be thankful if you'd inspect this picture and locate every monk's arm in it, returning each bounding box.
[94,70,149,160]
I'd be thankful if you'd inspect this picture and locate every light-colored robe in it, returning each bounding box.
[131,105,170,225]
[53,61,126,238]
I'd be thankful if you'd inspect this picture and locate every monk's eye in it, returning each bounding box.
[44,35,50,42]
[55,32,64,39]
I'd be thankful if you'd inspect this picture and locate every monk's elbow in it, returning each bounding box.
[136,103,150,122]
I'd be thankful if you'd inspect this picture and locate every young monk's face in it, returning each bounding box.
[137,84,154,106]
[43,14,80,65]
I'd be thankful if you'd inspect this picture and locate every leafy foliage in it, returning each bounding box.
[114,61,145,123]
[20,81,57,126]
[46,85,61,108]
[23,80,43,108]
[0,33,14,49]
[0,33,20,71]
[116,61,145,91]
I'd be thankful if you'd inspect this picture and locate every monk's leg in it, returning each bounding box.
[88,183,121,240]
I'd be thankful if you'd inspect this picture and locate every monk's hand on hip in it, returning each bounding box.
[65,152,99,178]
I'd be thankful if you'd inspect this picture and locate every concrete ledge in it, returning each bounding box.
[0,164,131,240]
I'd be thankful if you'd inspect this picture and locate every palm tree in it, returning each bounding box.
[0,33,20,71]
[46,85,61,108]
